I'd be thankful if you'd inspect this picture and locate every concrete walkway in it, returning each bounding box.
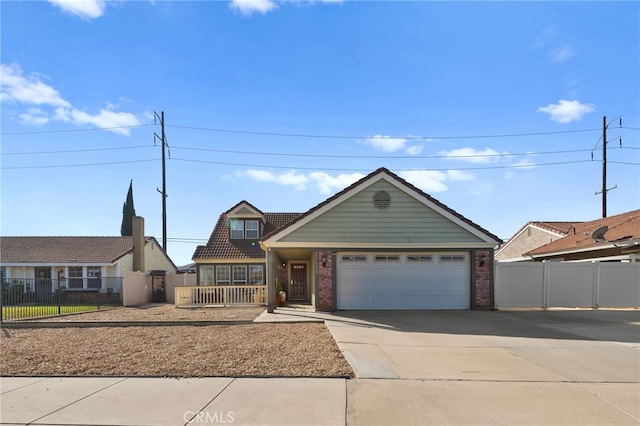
[1,377,345,426]
[3,309,639,425]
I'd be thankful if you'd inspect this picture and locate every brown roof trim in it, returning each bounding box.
[224,200,265,216]
[262,167,503,243]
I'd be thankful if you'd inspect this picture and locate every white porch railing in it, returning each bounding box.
[175,285,267,307]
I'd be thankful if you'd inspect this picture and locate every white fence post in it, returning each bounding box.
[594,262,601,309]
[542,262,549,309]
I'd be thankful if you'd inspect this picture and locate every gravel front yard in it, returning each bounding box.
[29,304,266,322]
[0,305,354,378]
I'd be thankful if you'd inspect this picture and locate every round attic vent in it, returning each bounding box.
[373,191,391,209]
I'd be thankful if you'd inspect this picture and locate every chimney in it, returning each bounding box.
[132,216,145,272]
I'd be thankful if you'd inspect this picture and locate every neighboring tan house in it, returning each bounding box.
[524,209,640,262]
[0,217,177,299]
[495,222,579,262]
[193,168,502,312]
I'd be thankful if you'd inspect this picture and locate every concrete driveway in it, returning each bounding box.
[324,309,640,425]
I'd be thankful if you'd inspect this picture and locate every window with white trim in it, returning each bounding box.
[245,220,259,239]
[232,265,247,285]
[248,265,264,285]
[200,265,215,286]
[216,265,230,285]
[87,266,101,289]
[341,255,368,262]
[439,254,466,262]
[68,266,83,289]
[229,219,260,239]
[230,219,244,239]
[374,255,400,263]
[407,255,433,262]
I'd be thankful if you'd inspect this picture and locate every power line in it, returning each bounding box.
[1,159,159,170]
[171,145,610,160]
[609,160,640,166]
[170,157,593,172]
[166,124,601,140]
[3,143,636,159]
[0,123,154,136]
[0,145,153,156]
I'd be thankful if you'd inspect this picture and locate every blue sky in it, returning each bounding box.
[1,0,639,267]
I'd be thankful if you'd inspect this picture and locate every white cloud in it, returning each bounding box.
[229,0,278,15]
[1,64,70,107]
[238,169,362,194]
[18,108,49,126]
[446,169,475,181]
[511,158,536,170]
[229,0,342,15]
[364,135,407,153]
[398,170,449,193]
[54,107,142,136]
[239,169,308,190]
[538,99,595,123]
[405,145,423,156]
[239,168,478,196]
[440,147,502,164]
[551,45,575,62]
[1,63,141,136]
[48,0,108,19]
[308,171,364,194]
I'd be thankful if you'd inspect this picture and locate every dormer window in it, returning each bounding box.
[245,220,259,239]
[230,219,260,239]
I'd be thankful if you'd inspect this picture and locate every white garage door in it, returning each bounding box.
[336,252,470,310]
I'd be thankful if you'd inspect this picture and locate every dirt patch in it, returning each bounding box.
[0,305,354,378]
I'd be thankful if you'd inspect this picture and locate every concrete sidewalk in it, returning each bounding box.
[1,376,346,426]
[3,309,639,425]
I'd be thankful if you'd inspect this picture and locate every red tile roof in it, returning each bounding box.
[526,209,640,257]
[0,236,139,264]
[529,221,580,235]
[193,212,302,260]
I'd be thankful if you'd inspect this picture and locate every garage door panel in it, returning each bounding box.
[337,252,470,310]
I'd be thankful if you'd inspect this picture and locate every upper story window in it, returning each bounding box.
[230,219,260,240]
[245,220,259,239]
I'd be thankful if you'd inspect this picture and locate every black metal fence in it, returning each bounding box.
[1,277,123,322]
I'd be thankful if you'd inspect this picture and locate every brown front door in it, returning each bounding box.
[290,263,307,301]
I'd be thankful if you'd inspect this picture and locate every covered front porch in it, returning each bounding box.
[266,248,329,313]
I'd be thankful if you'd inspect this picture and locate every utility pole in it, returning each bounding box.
[602,115,607,218]
[594,116,620,218]
[154,111,168,250]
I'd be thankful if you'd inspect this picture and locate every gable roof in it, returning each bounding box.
[225,200,266,220]
[526,209,640,258]
[262,167,502,244]
[0,236,140,264]
[529,221,579,235]
[193,212,302,260]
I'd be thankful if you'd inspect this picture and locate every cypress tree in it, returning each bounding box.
[120,180,136,236]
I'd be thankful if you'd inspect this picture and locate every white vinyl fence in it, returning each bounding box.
[495,262,640,309]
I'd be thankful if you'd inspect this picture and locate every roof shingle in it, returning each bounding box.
[526,209,640,257]
[0,236,137,264]
[193,212,302,260]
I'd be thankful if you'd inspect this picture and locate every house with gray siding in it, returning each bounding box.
[193,168,502,312]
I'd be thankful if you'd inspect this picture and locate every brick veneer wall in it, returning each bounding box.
[317,251,334,311]
[473,250,493,309]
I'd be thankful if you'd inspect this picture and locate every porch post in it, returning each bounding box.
[266,249,275,313]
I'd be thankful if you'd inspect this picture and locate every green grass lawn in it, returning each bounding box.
[1,305,103,320]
